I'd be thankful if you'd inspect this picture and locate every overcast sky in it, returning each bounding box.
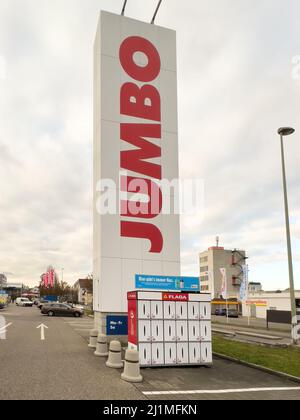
[0,0,299,290]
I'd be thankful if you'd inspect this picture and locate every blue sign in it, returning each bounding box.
[135,274,200,292]
[0,291,7,295]
[44,295,58,302]
[106,316,128,336]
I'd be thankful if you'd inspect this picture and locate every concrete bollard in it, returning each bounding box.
[88,329,98,349]
[121,349,143,383]
[94,334,109,357]
[106,340,123,369]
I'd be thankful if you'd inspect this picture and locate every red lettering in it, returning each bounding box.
[120,176,162,218]
[121,83,161,122]
[121,124,161,179]
[119,36,161,82]
[121,221,163,253]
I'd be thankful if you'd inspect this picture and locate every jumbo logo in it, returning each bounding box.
[119,36,163,254]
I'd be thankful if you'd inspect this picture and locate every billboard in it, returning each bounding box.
[135,275,200,292]
[93,12,180,313]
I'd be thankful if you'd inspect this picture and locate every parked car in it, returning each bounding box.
[227,309,239,318]
[0,303,5,310]
[41,303,83,318]
[16,297,33,307]
[38,300,51,310]
[215,308,227,316]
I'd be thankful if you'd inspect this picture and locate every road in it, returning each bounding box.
[0,305,300,401]
[0,305,143,400]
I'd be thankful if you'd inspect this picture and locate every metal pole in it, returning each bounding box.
[121,0,128,16]
[151,0,163,24]
[280,134,298,344]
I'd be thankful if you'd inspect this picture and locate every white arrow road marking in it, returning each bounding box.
[37,324,48,341]
[0,322,12,332]
[0,322,12,340]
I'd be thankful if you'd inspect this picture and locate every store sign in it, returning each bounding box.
[246,300,268,307]
[162,293,189,302]
[106,316,128,336]
[93,12,180,313]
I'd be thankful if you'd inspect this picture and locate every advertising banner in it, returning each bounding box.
[135,274,199,292]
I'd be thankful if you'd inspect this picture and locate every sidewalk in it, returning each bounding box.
[212,316,292,347]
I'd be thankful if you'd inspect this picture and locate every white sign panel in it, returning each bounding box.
[93,12,180,313]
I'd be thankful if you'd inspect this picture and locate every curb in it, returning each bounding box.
[213,352,300,385]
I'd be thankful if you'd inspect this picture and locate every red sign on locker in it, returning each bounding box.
[162,293,189,302]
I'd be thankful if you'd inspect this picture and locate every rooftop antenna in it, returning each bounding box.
[121,0,128,16]
[216,236,220,247]
[151,0,163,24]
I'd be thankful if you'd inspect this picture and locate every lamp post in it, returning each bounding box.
[277,127,298,344]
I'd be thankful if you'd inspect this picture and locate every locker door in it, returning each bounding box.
[152,343,164,365]
[176,343,189,364]
[164,301,176,319]
[151,320,164,342]
[201,342,213,364]
[138,301,151,319]
[164,343,177,365]
[175,302,188,320]
[138,320,152,342]
[176,321,188,342]
[189,343,201,364]
[200,302,211,320]
[139,343,152,366]
[188,321,201,342]
[151,301,163,320]
[164,321,177,342]
[200,321,212,342]
[188,302,200,320]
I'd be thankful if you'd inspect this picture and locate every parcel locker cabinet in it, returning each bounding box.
[138,301,151,319]
[175,302,188,320]
[200,321,212,342]
[151,301,163,319]
[151,320,164,342]
[188,302,200,320]
[152,343,164,365]
[200,302,211,320]
[164,321,177,342]
[138,320,152,342]
[139,343,152,366]
[163,301,176,319]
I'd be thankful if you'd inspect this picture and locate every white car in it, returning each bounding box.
[16,298,33,307]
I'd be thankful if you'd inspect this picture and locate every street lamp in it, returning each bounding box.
[277,127,298,344]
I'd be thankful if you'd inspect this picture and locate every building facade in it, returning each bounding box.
[242,290,300,319]
[74,279,93,307]
[199,246,247,299]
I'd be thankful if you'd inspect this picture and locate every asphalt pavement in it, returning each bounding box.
[0,305,299,401]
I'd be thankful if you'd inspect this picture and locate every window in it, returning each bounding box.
[200,275,209,282]
[200,266,209,273]
[200,256,208,264]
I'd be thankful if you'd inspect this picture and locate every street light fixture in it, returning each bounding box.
[277,127,298,344]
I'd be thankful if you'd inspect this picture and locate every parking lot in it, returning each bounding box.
[0,304,300,400]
